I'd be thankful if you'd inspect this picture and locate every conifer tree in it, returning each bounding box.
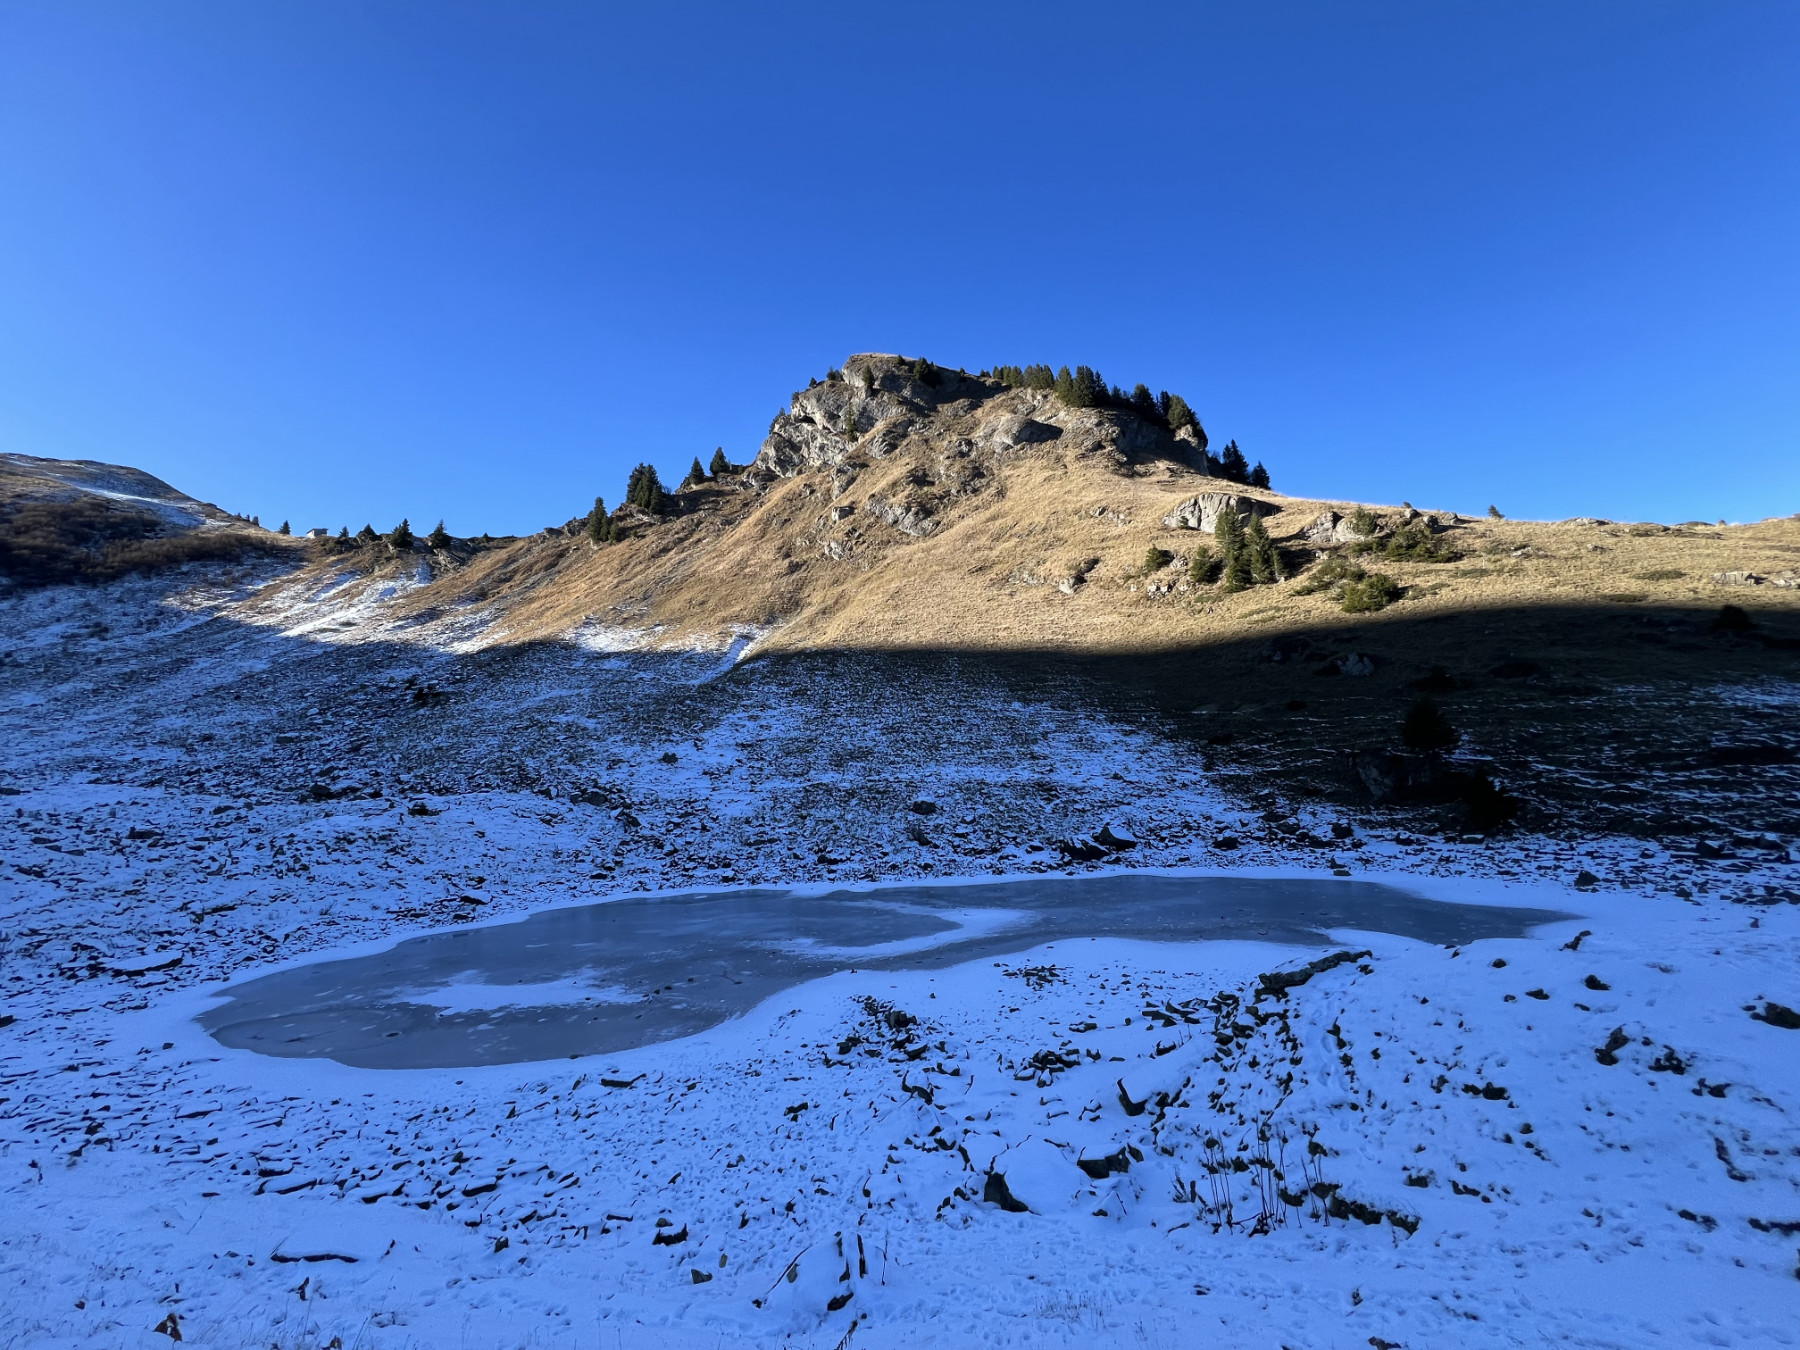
[841,405,858,440]
[709,447,730,476]
[687,456,707,487]
[1249,462,1271,490]
[427,519,451,550]
[1164,393,1200,439]
[586,497,609,543]
[357,524,378,543]
[625,463,665,515]
[1215,505,1250,591]
[1130,383,1156,416]
[388,518,414,549]
[338,527,349,540]
[862,365,875,393]
[1219,441,1249,484]
[278,520,290,535]
[1244,514,1282,584]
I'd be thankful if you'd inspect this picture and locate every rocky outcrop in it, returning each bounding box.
[754,355,1202,480]
[1304,510,1362,546]
[977,414,1063,452]
[865,494,937,537]
[1162,491,1276,533]
[754,355,992,477]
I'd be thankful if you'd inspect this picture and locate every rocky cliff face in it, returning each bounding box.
[753,353,1206,482]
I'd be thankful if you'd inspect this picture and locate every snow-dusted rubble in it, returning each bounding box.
[2,567,1798,1348]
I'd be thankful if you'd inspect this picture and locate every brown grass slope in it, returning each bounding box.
[298,352,1800,659]
[0,452,290,586]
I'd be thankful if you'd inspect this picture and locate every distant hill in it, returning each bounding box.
[0,452,286,585]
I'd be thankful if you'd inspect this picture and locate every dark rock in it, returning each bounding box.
[1116,1079,1149,1117]
[1751,1001,1800,1030]
[1093,825,1137,851]
[982,1171,1029,1212]
[1257,949,1372,1000]
[1574,870,1600,888]
[908,800,938,815]
[1077,1147,1133,1179]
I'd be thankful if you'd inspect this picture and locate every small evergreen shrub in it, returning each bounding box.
[1348,506,1380,537]
[1488,505,1504,519]
[1402,698,1459,754]
[1188,544,1220,584]
[1358,518,1457,562]
[1141,545,1173,573]
[1294,556,1362,595]
[356,524,378,543]
[686,456,707,487]
[709,447,730,476]
[1712,604,1755,632]
[427,519,451,550]
[388,518,414,549]
[1340,572,1401,612]
[278,520,291,535]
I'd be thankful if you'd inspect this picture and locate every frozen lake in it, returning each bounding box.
[198,873,1568,1068]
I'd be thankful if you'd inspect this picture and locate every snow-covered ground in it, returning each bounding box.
[3,567,1799,1348]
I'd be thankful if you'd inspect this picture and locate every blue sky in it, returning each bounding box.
[1,2,1795,534]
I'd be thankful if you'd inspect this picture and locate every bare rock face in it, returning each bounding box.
[978,414,1063,452]
[1163,491,1276,533]
[754,354,986,478]
[865,494,937,537]
[1304,510,1362,546]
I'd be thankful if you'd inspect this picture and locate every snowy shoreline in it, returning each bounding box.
[3,573,1799,1348]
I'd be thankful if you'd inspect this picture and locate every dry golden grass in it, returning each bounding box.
[328,402,1800,659]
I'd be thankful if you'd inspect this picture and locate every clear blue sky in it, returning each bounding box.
[2,3,1795,534]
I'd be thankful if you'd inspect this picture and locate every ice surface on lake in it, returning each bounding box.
[199,872,1565,1068]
